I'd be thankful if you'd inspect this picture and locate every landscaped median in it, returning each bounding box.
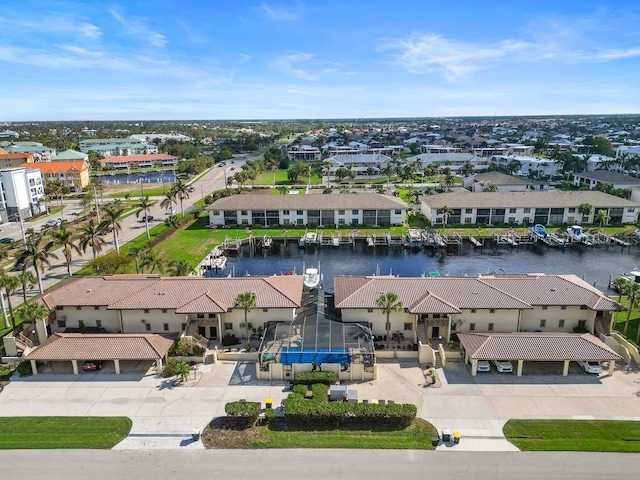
[503,419,640,453]
[0,417,132,449]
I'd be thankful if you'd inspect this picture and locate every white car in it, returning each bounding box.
[577,360,602,374]
[492,360,513,373]
[476,360,491,372]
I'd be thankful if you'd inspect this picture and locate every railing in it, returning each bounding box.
[18,332,34,348]
[190,332,209,349]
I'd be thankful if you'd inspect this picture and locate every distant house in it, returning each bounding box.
[99,153,179,170]
[3,143,55,162]
[79,138,158,157]
[406,152,488,174]
[326,153,391,176]
[23,161,90,192]
[462,171,533,192]
[287,145,321,162]
[52,149,89,162]
[489,154,563,177]
[420,190,640,225]
[572,171,640,191]
[207,193,407,227]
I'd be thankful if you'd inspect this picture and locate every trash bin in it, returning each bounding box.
[453,432,460,444]
[441,429,451,443]
[265,398,273,409]
[191,428,200,441]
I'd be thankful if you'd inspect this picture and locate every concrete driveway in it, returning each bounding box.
[1,358,639,451]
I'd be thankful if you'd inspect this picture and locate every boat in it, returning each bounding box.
[406,228,423,249]
[303,267,321,289]
[566,225,590,244]
[210,255,227,271]
[617,270,640,287]
[304,231,317,245]
[547,232,569,246]
[529,224,548,239]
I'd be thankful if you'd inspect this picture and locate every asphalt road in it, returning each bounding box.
[0,450,638,479]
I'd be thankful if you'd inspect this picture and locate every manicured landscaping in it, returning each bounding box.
[503,419,640,452]
[0,417,132,449]
[613,297,640,345]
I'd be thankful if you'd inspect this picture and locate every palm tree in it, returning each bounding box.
[439,205,454,231]
[171,180,191,218]
[443,174,455,192]
[483,183,499,192]
[17,301,50,340]
[594,209,610,230]
[375,291,403,349]
[623,282,640,336]
[135,195,154,240]
[141,249,164,274]
[17,270,36,303]
[266,159,279,187]
[102,206,125,253]
[300,163,312,187]
[0,274,21,329]
[278,185,290,195]
[16,235,59,294]
[578,203,593,224]
[164,215,181,230]
[160,193,177,216]
[234,291,257,343]
[322,161,332,185]
[49,224,81,276]
[167,260,192,276]
[128,246,148,274]
[77,219,106,259]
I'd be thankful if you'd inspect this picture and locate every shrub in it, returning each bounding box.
[162,358,178,377]
[225,401,261,428]
[0,364,13,379]
[293,371,337,386]
[292,384,309,396]
[192,345,206,356]
[16,361,32,377]
[222,333,240,346]
[264,408,276,424]
[311,383,329,402]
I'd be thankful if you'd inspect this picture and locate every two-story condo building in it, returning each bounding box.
[79,138,158,157]
[99,154,179,170]
[207,193,407,227]
[490,154,563,177]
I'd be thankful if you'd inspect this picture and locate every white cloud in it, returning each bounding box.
[271,53,319,81]
[255,2,302,22]
[78,23,102,39]
[109,8,167,47]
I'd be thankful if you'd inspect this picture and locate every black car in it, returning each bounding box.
[140,215,154,222]
[0,237,13,244]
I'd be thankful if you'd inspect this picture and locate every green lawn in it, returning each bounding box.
[247,418,437,449]
[0,417,132,449]
[503,419,640,452]
[253,169,323,186]
[612,296,640,344]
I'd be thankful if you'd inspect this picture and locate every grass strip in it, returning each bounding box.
[0,417,132,449]
[503,419,640,452]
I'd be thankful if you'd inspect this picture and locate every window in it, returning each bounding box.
[580,305,588,310]
[540,319,546,328]
[404,323,412,331]
[542,305,548,310]
[296,218,304,225]
[57,320,66,328]
[96,320,102,328]
[352,209,359,215]
[338,209,345,215]
[297,210,304,215]
[224,322,233,330]
[471,309,477,313]
[211,210,220,215]
[338,218,345,225]
[578,320,587,329]
[263,308,269,312]
[56,306,63,311]
[489,309,495,313]
[283,210,289,215]
[465,208,472,214]
[509,208,516,213]
[145,323,151,331]
[395,209,402,214]
[523,208,531,213]
[367,308,373,313]
[241,210,248,215]
[144,309,150,313]
[433,314,441,319]
[181,323,187,331]
[488,323,494,331]
[208,313,216,318]
[627,207,636,213]
[163,323,169,331]
[75,306,82,311]
[560,306,566,310]
[558,319,565,328]
[568,207,576,213]
[469,323,476,331]
[197,313,205,319]
[161,309,167,313]
[94,306,100,310]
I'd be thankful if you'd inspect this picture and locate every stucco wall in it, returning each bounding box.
[450,309,519,333]
[341,309,415,339]
[520,306,595,333]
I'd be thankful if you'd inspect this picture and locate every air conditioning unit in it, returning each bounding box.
[285,372,291,377]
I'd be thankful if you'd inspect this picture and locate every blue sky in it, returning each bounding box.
[1,0,639,120]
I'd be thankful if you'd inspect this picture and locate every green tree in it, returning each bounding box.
[49,224,81,276]
[612,277,629,302]
[623,282,640,336]
[87,251,132,275]
[141,249,164,274]
[594,209,610,229]
[174,361,191,383]
[77,219,107,258]
[16,235,59,294]
[0,274,20,329]
[17,301,50,336]
[578,203,593,224]
[234,291,257,343]
[375,291,403,350]
[128,246,148,274]
[438,205,454,231]
[171,180,192,218]
[135,195,154,240]
[164,215,181,230]
[167,259,192,276]
[17,270,36,303]
[102,206,125,253]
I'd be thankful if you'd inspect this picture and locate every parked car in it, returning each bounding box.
[82,361,104,371]
[187,186,196,192]
[476,360,491,372]
[44,219,61,228]
[11,260,25,271]
[140,215,154,222]
[0,237,13,244]
[577,360,602,374]
[492,360,513,373]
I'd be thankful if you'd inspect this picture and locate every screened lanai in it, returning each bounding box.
[258,315,375,369]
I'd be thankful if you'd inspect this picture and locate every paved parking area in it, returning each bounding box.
[1,358,639,451]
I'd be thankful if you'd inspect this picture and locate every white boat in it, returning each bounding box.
[566,225,590,244]
[529,224,548,239]
[618,270,640,286]
[210,255,227,271]
[303,267,321,289]
[406,228,422,249]
[304,231,318,244]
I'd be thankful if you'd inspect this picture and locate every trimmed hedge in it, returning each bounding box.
[293,384,308,396]
[264,408,276,424]
[293,371,337,386]
[311,383,329,402]
[225,401,261,428]
[284,393,416,428]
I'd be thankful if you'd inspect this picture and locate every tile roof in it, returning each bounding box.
[420,190,640,209]
[574,170,640,184]
[457,332,621,361]
[52,149,88,160]
[24,333,176,361]
[42,274,304,312]
[23,161,88,173]
[472,171,531,185]
[207,193,407,211]
[100,154,178,163]
[0,153,32,160]
[333,274,621,312]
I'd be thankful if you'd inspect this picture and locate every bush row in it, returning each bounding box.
[293,371,337,386]
[225,401,261,428]
[283,393,416,428]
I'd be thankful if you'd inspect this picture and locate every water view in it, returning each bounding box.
[205,240,640,293]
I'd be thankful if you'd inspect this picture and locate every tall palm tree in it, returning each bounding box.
[171,180,191,218]
[167,259,192,276]
[300,163,312,187]
[141,249,164,274]
[49,224,81,276]
[0,274,21,329]
[266,159,279,187]
[624,282,640,336]
[135,195,154,240]
[234,291,257,343]
[16,235,59,294]
[439,205,454,231]
[594,209,610,230]
[17,270,36,303]
[578,203,593,224]
[77,219,107,259]
[375,291,403,349]
[17,302,50,342]
[102,206,125,253]
[160,192,177,216]
[128,246,148,274]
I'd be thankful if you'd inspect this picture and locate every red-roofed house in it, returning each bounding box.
[23,160,90,191]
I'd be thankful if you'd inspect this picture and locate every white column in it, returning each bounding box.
[30,359,38,375]
[562,360,570,376]
[517,359,524,376]
[71,360,78,375]
[608,360,615,376]
[114,359,121,374]
[470,358,478,376]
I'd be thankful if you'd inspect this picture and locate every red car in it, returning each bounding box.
[82,361,104,371]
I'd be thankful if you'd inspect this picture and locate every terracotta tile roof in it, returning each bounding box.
[100,154,178,163]
[24,333,176,361]
[22,161,88,173]
[43,275,304,312]
[0,153,31,160]
[457,332,621,361]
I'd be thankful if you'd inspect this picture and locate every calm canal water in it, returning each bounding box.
[206,239,640,294]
